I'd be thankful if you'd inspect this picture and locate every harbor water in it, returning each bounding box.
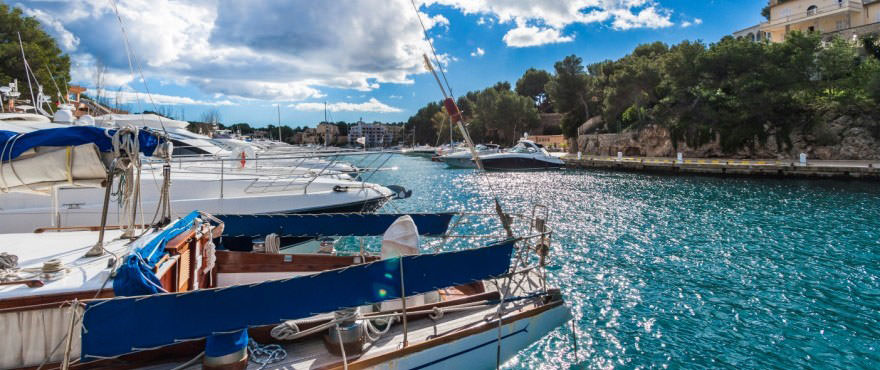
[363,155,880,369]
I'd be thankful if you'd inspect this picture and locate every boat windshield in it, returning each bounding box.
[508,143,537,153]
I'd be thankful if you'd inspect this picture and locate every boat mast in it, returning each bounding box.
[277,104,282,142]
[17,32,36,112]
[324,101,328,147]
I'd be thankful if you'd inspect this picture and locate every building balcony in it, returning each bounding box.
[764,0,863,31]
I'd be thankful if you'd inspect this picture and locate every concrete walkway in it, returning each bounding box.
[560,154,880,179]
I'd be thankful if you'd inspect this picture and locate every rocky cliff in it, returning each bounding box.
[576,114,880,160]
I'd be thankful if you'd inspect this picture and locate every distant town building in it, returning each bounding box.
[316,122,343,145]
[733,23,771,42]
[348,121,390,147]
[736,0,880,42]
[302,128,319,144]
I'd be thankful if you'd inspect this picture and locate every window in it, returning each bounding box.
[807,5,818,16]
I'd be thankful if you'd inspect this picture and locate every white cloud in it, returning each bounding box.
[289,98,402,113]
[470,47,486,57]
[101,88,236,106]
[681,17,702,28]
[426,0,674,47]
[13,0,451,102]
[610,6,673,30]
[503,25,573,47]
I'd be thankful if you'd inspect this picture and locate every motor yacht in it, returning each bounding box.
[439,143,501,168]
[477,140,565,170]
[0,116,398,234]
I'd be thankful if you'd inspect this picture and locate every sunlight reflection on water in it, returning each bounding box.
[360,155,880,369]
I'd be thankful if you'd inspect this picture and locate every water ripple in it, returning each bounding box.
[366,157,880,369]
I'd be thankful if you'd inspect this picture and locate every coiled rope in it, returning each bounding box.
[0,252,19,282]
[247,338,286,369]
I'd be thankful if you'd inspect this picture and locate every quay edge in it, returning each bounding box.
[562,156,880,180]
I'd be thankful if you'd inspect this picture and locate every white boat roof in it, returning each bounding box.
[0,230,134,300]
[95,114,189,130]
[0,113,51,123]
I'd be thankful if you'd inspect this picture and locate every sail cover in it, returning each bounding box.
[216,213,455,237]
[80,239,515,360]
[0,126,165,194]
[0,126,163,161]
[113,211,202,296]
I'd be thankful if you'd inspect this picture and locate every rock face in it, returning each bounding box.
[575,114,880,160]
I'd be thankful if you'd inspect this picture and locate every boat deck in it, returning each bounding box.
[0,230,129,301]
[154,271,547,369]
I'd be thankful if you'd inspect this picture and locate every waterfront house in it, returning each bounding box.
[734,0,880,41]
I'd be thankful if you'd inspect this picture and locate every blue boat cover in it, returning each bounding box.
[217,213,455,237]
[81,239,515,360]
[0,126,163,161]
[113,211,200,296]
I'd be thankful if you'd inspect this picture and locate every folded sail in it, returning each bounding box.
[0,126,166,194]
[80,239,516,360]
[0,144,106,194]
[0,126,163,161]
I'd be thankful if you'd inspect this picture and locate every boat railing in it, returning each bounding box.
[143,151,399,197]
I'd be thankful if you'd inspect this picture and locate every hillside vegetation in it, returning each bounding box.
[409,33,880,156]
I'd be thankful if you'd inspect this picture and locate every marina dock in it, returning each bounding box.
[562,155,880,180]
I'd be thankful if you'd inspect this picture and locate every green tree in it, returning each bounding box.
[545,55,590,138]
[0,3,70,106]
[515,68,552,111]
[863,35,880,61]
[405,101,442,145]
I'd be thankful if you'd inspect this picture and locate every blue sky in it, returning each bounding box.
[17,0,766,127]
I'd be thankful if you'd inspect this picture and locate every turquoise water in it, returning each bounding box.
[362,155,880,369]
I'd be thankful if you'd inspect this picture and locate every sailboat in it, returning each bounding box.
[0,125,571,370]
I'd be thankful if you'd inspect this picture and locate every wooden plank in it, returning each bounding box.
[164,228,196,253]
[215,251,379,273]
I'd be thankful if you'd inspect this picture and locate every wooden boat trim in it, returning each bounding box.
[0,289,113,312]
[215,251,380,273]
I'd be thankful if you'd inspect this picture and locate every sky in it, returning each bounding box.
[14,0,766,127]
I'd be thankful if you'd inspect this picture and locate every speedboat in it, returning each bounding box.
[478,140,565,170]
[439,144,501,168]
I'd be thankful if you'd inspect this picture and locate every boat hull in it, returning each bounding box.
[480,156,565,171]
[443,156,477,168]
[372,301,571,370]
[402,151,436,158]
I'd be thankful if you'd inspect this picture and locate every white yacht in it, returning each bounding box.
[477,140,565,170]
[92,114,358,175]
[439,144,500,168]
[0,113,396,234]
